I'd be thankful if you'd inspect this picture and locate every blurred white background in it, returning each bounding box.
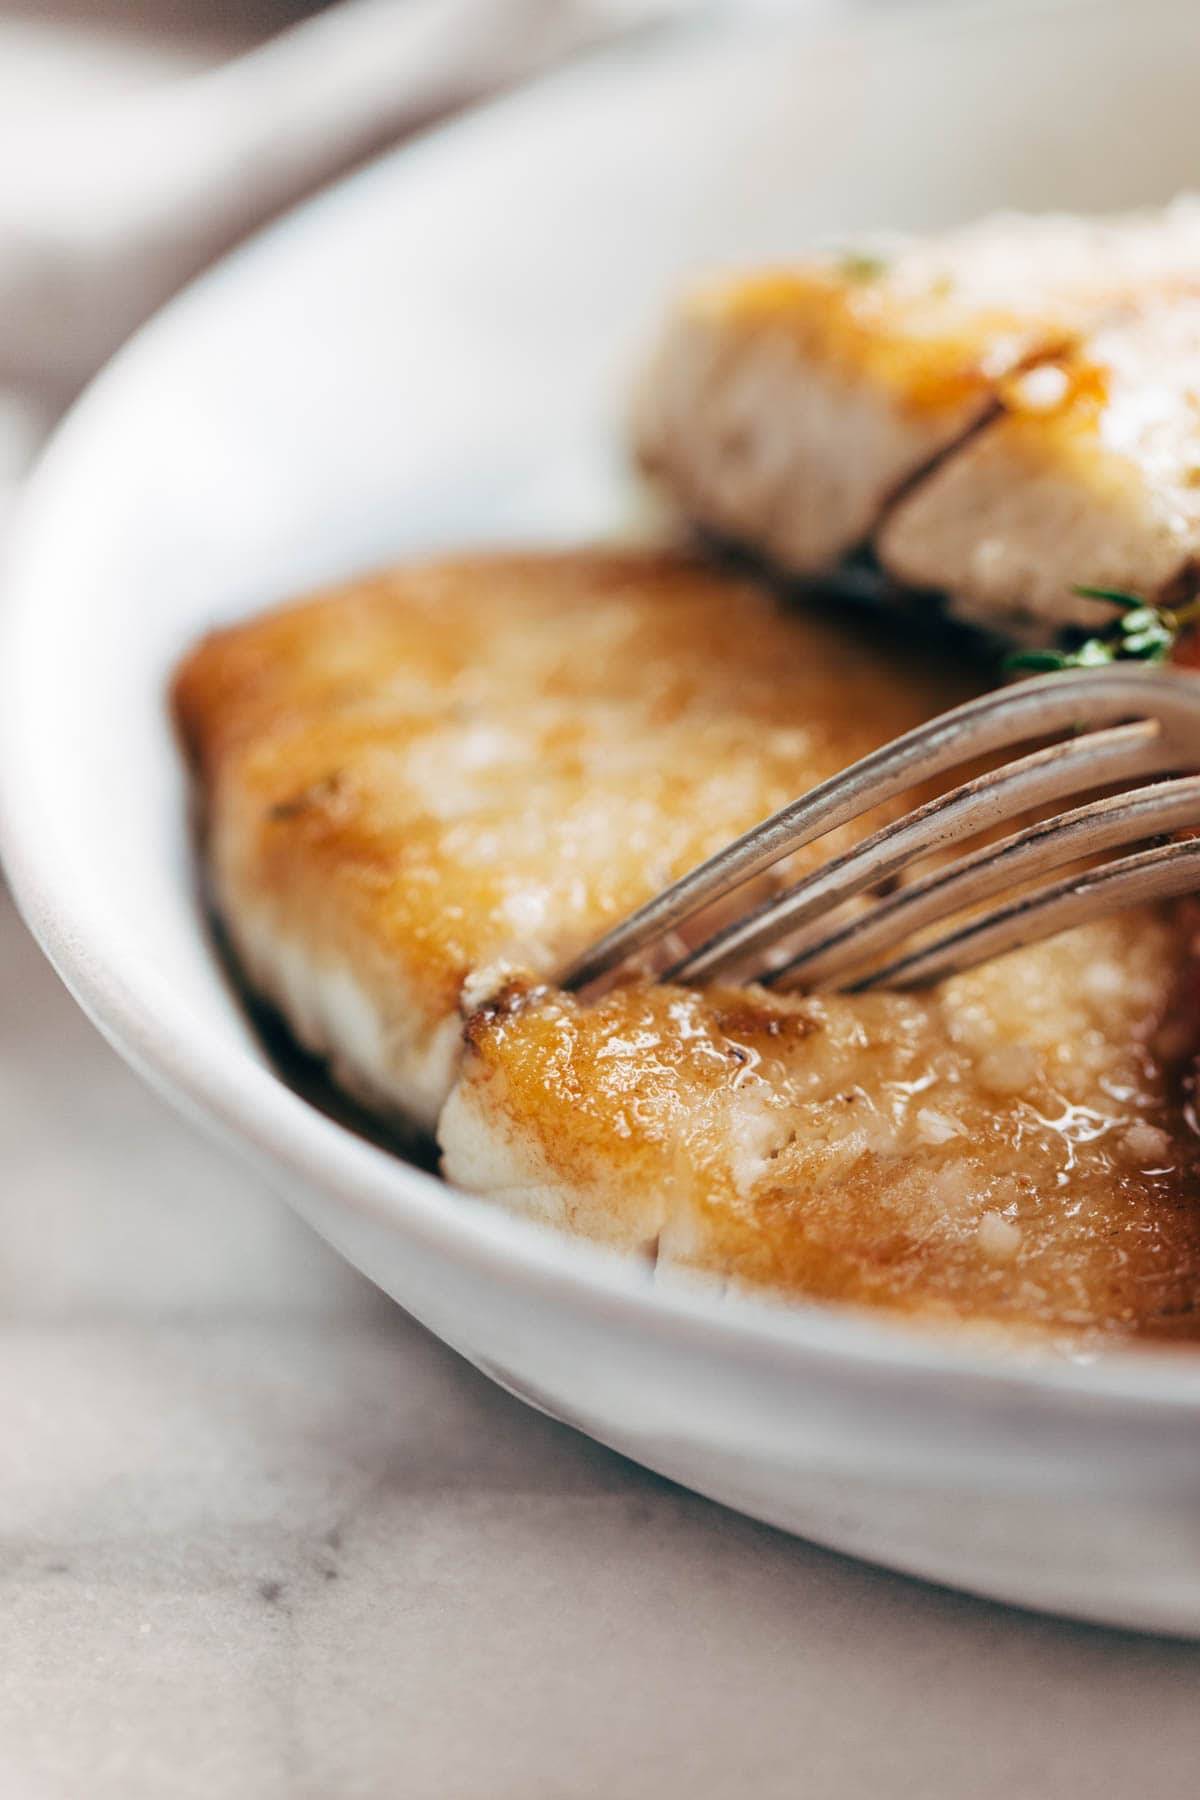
[0,0,747,522]
[0,1,329,523]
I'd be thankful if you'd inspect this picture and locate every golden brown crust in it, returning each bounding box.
[634,201,1200,600]
[178,547,1200,1341]
[444,914,1200,1343]
[174,549,977,1126]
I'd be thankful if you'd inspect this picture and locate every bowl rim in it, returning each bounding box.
[6,0,1200,1420]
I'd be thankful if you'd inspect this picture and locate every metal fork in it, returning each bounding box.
[563,665,1200,997]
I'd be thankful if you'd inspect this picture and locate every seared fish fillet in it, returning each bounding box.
[178,549,1200,1341]
[174,550,974,1129]
[635,200,1200,630]
[880,295,1200,637]
[441,913,1200,1343]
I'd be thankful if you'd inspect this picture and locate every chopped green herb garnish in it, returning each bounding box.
[1004,585,1200,674]
[838,250,888,283]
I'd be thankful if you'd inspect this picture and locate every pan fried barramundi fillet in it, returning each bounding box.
[441,912,1200,1343]
[177,549,1200,1340]
[635,200,1200,635]
[879,295,1200,638]
[173,550,975,1129]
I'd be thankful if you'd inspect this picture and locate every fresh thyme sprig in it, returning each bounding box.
[1004,585,1200,674]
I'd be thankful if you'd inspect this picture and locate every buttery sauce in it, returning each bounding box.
[453,906,1200,1344]
[698,268,1049,418]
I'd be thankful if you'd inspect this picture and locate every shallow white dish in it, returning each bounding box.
[7,0,1200,1635]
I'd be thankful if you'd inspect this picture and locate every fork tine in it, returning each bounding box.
[851,836,1200,991]
[669,719,1164,984]
[561,666,1200,995]
[775,775,1200,990]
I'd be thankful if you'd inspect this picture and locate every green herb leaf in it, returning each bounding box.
[838,251,888,283]
[1070,583,1146,610]
[1117,607,1161,633]
[1003,647,1074,673]
[1074,637,1118,666]
[1125,635,1172,663]
[1005,583,1196,678]
[1122,628,1172,654]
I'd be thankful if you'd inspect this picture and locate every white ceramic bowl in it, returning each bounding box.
[7,0,1200,1635]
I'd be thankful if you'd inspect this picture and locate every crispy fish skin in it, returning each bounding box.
[879,296,1200,639]
[174,550,975,1130]
[441,913,1200,1343]
[634,201,1200,594]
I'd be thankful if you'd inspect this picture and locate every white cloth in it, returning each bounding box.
[0,0,711,391]
[0,0,699,504]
